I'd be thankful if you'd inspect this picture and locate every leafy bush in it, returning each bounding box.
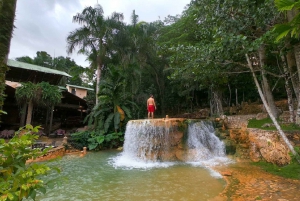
[68,130,124,151]
[0,125,60,201]
[67,131,91,150]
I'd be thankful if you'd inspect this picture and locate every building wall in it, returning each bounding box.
[66,86,88,99]
[75,88,88,99]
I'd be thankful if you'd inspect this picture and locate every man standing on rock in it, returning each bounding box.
[147,94,156,119]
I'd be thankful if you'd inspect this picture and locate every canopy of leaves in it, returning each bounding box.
[15,82,61,107]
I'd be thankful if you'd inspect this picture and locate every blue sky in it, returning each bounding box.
[9,0,190,67]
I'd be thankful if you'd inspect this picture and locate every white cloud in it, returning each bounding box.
[9,0,190,67]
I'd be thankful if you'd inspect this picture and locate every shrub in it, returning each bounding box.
[0,125,60,201]
[68,130,124,151]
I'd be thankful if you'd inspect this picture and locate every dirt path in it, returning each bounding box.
[211,162,300,201]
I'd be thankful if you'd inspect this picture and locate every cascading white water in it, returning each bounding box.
[113,119,231,169]
[122,120,175,161]
[186,121,226,161]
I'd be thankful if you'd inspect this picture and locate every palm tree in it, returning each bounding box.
[15,82,61,129]
[0,0,17,114]
[67,4,124,105]
[85,65,134,133]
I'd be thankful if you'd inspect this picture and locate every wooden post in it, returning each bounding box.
[20,103,27,127]
[49,105,54,135]
[26,100,33,125]
[235,88,238,106]
[45,107,49,127]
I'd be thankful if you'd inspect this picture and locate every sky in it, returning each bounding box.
[9,0,191,67]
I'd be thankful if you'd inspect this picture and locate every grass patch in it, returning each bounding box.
[247,118,300,131]
[252,160,300,179]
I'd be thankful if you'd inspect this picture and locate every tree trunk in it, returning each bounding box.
[19,103,27,127]
[26,100,33,125]
[281,54,295,123]
[286,10,299,99]
[45,107,49,127]
[210,87,223,116]
[227,84,231,108]
[259,45,278,118]
[49,105,54,135]
[285,41,298,98]
[0,0,17,114]
[96,56,102,105]
[293,43,300,124]
[246,54,299,162]
[235,88,238,106]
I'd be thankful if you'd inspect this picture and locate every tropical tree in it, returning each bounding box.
[162,0,299,161]
[33,51,53,67]
[69,65,134,150]
[85,64,134,133]
[0,0,17,116]
[273,0,300,124]
[15,56,34,64]
[67,4,124,104]
[15,82,61,125]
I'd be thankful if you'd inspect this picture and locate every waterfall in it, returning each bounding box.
[123,120,176,161]
[185,121,226,161]
[113,119,230,168]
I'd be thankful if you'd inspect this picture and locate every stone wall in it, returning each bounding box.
[26,146,65,163]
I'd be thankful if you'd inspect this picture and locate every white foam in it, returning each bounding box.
[110,153,177,170]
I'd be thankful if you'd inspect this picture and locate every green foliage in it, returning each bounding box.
[0,125,60,201]
[252,160,300,179]
[273,0,300,41]
[275,0,300,11]
[68,130,124,150]
[248,118,300,131]
[84,65,135,133]
[83,89,96,111]
[247,118,273,129]
[15,82,39,105]
[0,0,17,116]
[67,131,91,150]
[38,82,61,106]
[15,82,61,107]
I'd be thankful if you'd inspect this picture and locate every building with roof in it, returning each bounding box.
[6,59,71,84]
[1,59,89,134]
[66,84,94,99]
